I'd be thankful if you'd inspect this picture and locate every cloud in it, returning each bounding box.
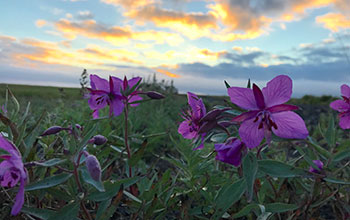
[55,19,184,46]
[77,10,94,20]
[316,13,350,32]
[125,5,217,39]
[35,19,47,28]
[156,68,181,78]
[100,0,153,9]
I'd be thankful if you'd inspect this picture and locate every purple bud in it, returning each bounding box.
[85,155,101,182]
[41,126,65,136]
[309,160,324,173]
[146,91,165,99]
[89,135,107,145]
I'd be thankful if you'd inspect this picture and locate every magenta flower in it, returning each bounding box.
[0,135,27,215]
[330,84,350,129]
[113,76,143,107]
[309,160,323,173]
[178,92,207,150]
[228,75,308,148]
[88,74,124,119]
[215,138,246,167]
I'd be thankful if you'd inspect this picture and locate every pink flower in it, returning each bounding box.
[88,74,124,119]
[0,135,27,215]
[215,138,246,167]
[228,75,308,148]
[330,84,350,129]
[178,92,206,150]
[88,75,142,119]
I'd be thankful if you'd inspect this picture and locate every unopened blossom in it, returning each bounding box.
[228,75,308,148]
[88,74,124,119]
[215,138,246,167]
[85,154,102,182]
[309,160,323,173]
[0,135,27,215]
[41,126,66,136]
[178,92,207,150]
[88,135,107,145]
[330,84,350,129]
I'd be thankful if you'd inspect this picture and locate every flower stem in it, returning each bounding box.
[74,151,93,220]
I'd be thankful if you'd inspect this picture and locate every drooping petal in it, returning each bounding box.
[215,138,244,166]
[262,75,292,108]
[10,178,25,216]
[239,118,264,148]
[0,135,19,156]
[341,84,350,98]
[272,111,308,139]
[0,160,12,181]
[90,75,109,92]
[1,168,21,188]
[110,76,123,94]
[253,84,265,109]
[129,95,143,107]
[178,121,197,139]
[339,113,350,129]
[227,87,258,110]
[330,100,350,112]
[92,109,99,119]
[110,97,124,117]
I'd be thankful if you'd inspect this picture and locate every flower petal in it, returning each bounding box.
[330,100,349,112]
[88,94,108,110]
[253,84,265,109]
[0,135,19,157]
[215,139,243,166]
[110,76,123,94]
[127,77,142,89]
[187,92,206,119]
[267,104,299,113]
[232,111,259,122]
[110,97,124,117]
[90,75,109,92]
[339,113,350,129]
[341,84,350,98]
[239,118,264,148]
[129,95,143,107]
[11,178,25,216]
[262,75,292,107]
[272,111,308,139]
[178,121,197,139]
[228,87,258,110]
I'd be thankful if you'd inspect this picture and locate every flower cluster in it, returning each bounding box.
[178,75,310,167]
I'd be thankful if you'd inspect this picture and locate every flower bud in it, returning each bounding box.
[88,135,107,145]
[309,160,323,173]
[85,155,101,182]
[41,126,65,136]
[146,91,165,99]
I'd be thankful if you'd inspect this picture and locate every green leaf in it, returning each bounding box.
[294,146,320,171]
[210,133,227,143]
[333,150,350,162]
[87,176,140,201]
[243,152,258,202]
[81,167,105,192]
[96,199,112,220]
[224,80,231,88]
[247,79,251,89]
[265,203,298,213]
[25,173,72,191]
[21,206,56,220]
[77,124,97,152]
[233,203,260,218]
[47,202,80,220]
[258,160,309,178]
[307,137,331,158]
[35,158,67,167]
[325,114,336,148]
[324,178,350,185]
[8,87,20,115]
[213,179,246,219]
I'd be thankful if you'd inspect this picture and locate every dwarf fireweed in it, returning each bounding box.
[330,84,350,129]
[214,137,246,167]
[0,135,27,215]
[228,75,309,148]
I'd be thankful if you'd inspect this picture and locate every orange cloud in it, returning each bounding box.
[316,13,350,31]
[125,5,217,39]
[35,19,47,28]
[156,68,181,78]
[55,19,183,46]
[199,49,227,59]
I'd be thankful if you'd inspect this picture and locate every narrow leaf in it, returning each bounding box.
[25,173,72,191]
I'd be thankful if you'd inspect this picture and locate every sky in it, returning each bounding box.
[0,0,349,97]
